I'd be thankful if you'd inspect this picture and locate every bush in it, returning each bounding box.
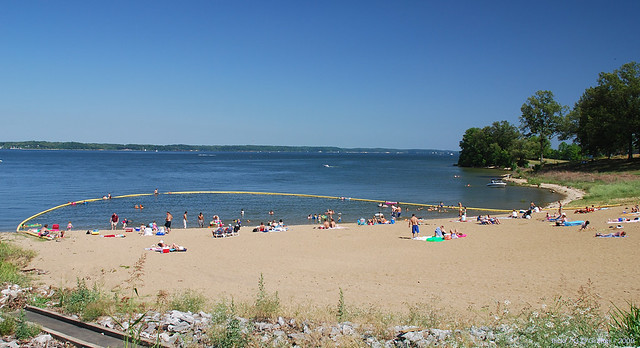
[60,279,106,320]
[170,289,207,313]
[207,316,249,348]
[207,300,249,348]
[15,310,40,340]
[254,273,280,320]
[0,315,16,336]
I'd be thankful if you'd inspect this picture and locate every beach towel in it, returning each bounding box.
[426,237,444,242]
[145,247,188,253]
[607,218,640,224]
[596,234,626,238]
[563,220,584,226]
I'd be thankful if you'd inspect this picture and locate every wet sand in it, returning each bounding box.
[6,205,639,318]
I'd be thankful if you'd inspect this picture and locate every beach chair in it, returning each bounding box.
[51,224,60,231]
[224,226,233,237]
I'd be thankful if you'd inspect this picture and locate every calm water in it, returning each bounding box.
[0,149,561,231]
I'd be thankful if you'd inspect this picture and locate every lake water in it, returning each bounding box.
[0,149,561,231]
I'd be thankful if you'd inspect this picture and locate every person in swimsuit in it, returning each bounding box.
[110,213,119,230]
[165,211,173,233]
[197,212,204,228]
[409,214,420,239]
[183,211,188,229]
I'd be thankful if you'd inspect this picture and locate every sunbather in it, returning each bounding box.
[595,231,626,237]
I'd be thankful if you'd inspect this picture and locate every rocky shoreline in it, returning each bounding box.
[0,283,616,347]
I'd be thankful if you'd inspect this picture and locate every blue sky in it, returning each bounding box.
[1,1,638,150]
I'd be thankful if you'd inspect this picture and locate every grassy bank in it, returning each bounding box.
[0,242,35,286]
[521,158,640,207]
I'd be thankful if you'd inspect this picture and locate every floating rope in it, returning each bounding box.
[16,190,513,232]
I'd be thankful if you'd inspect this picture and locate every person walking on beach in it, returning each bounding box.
[110,213,119,230]
[409,214,420,239]
[197,212,204,228]
[558,201,563,216]
[165,211,173,233]
[183,211,188,229]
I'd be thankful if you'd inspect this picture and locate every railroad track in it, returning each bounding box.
[24,305,166,347]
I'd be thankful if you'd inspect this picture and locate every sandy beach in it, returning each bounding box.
[5,204,639,320]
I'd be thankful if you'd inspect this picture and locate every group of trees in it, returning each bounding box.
[459,61,640,168]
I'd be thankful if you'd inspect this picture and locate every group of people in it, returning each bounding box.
[390,205,402,218]
[477,215,501,225]
[308,210,342,224]
[366,213,393,225]
[253,219,287,232]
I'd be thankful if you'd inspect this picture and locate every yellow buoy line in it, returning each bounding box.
[16,190,516,232]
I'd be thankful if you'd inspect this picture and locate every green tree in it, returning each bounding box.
[458,121,521,168]
[520,90,566,163]
[571,62,640,159]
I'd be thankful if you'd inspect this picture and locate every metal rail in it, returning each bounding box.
[24,305,165,347]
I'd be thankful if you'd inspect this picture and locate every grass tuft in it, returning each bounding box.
[170,289,207,313]
[609,301,640,346]
[254,273,280,320]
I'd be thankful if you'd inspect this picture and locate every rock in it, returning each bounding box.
[330,326,341,337]
[278,316,286,326]
[365,336,382,348]
[30,334,53,346]
[288,332,307,344]
[401,330,424,343]
[254,322,275,331]
[341,323,355,336]
[273,330,286,337]
[168,321,191,333]
[0,340,19,348]
[429,328,451,341]
[96,316,115,329]
[159,332,172,342]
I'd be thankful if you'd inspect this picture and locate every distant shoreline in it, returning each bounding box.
[0,141,457,155]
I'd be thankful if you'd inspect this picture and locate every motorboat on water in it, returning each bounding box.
[487,179,507,188]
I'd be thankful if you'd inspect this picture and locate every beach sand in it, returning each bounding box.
[5,205,639,319]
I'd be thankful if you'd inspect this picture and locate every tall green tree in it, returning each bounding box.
[572,62,640,159]
[519,90,566,163]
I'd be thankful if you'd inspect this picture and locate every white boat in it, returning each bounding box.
[487,179,507,188]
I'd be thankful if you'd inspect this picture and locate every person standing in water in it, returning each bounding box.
[197,212,204,228]
[183,211,188,229]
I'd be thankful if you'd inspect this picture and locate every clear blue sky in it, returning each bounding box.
[1,1,638,150]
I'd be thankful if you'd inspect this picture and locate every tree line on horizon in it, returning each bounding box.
[458,61,640,168]
[0,141,453,155]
